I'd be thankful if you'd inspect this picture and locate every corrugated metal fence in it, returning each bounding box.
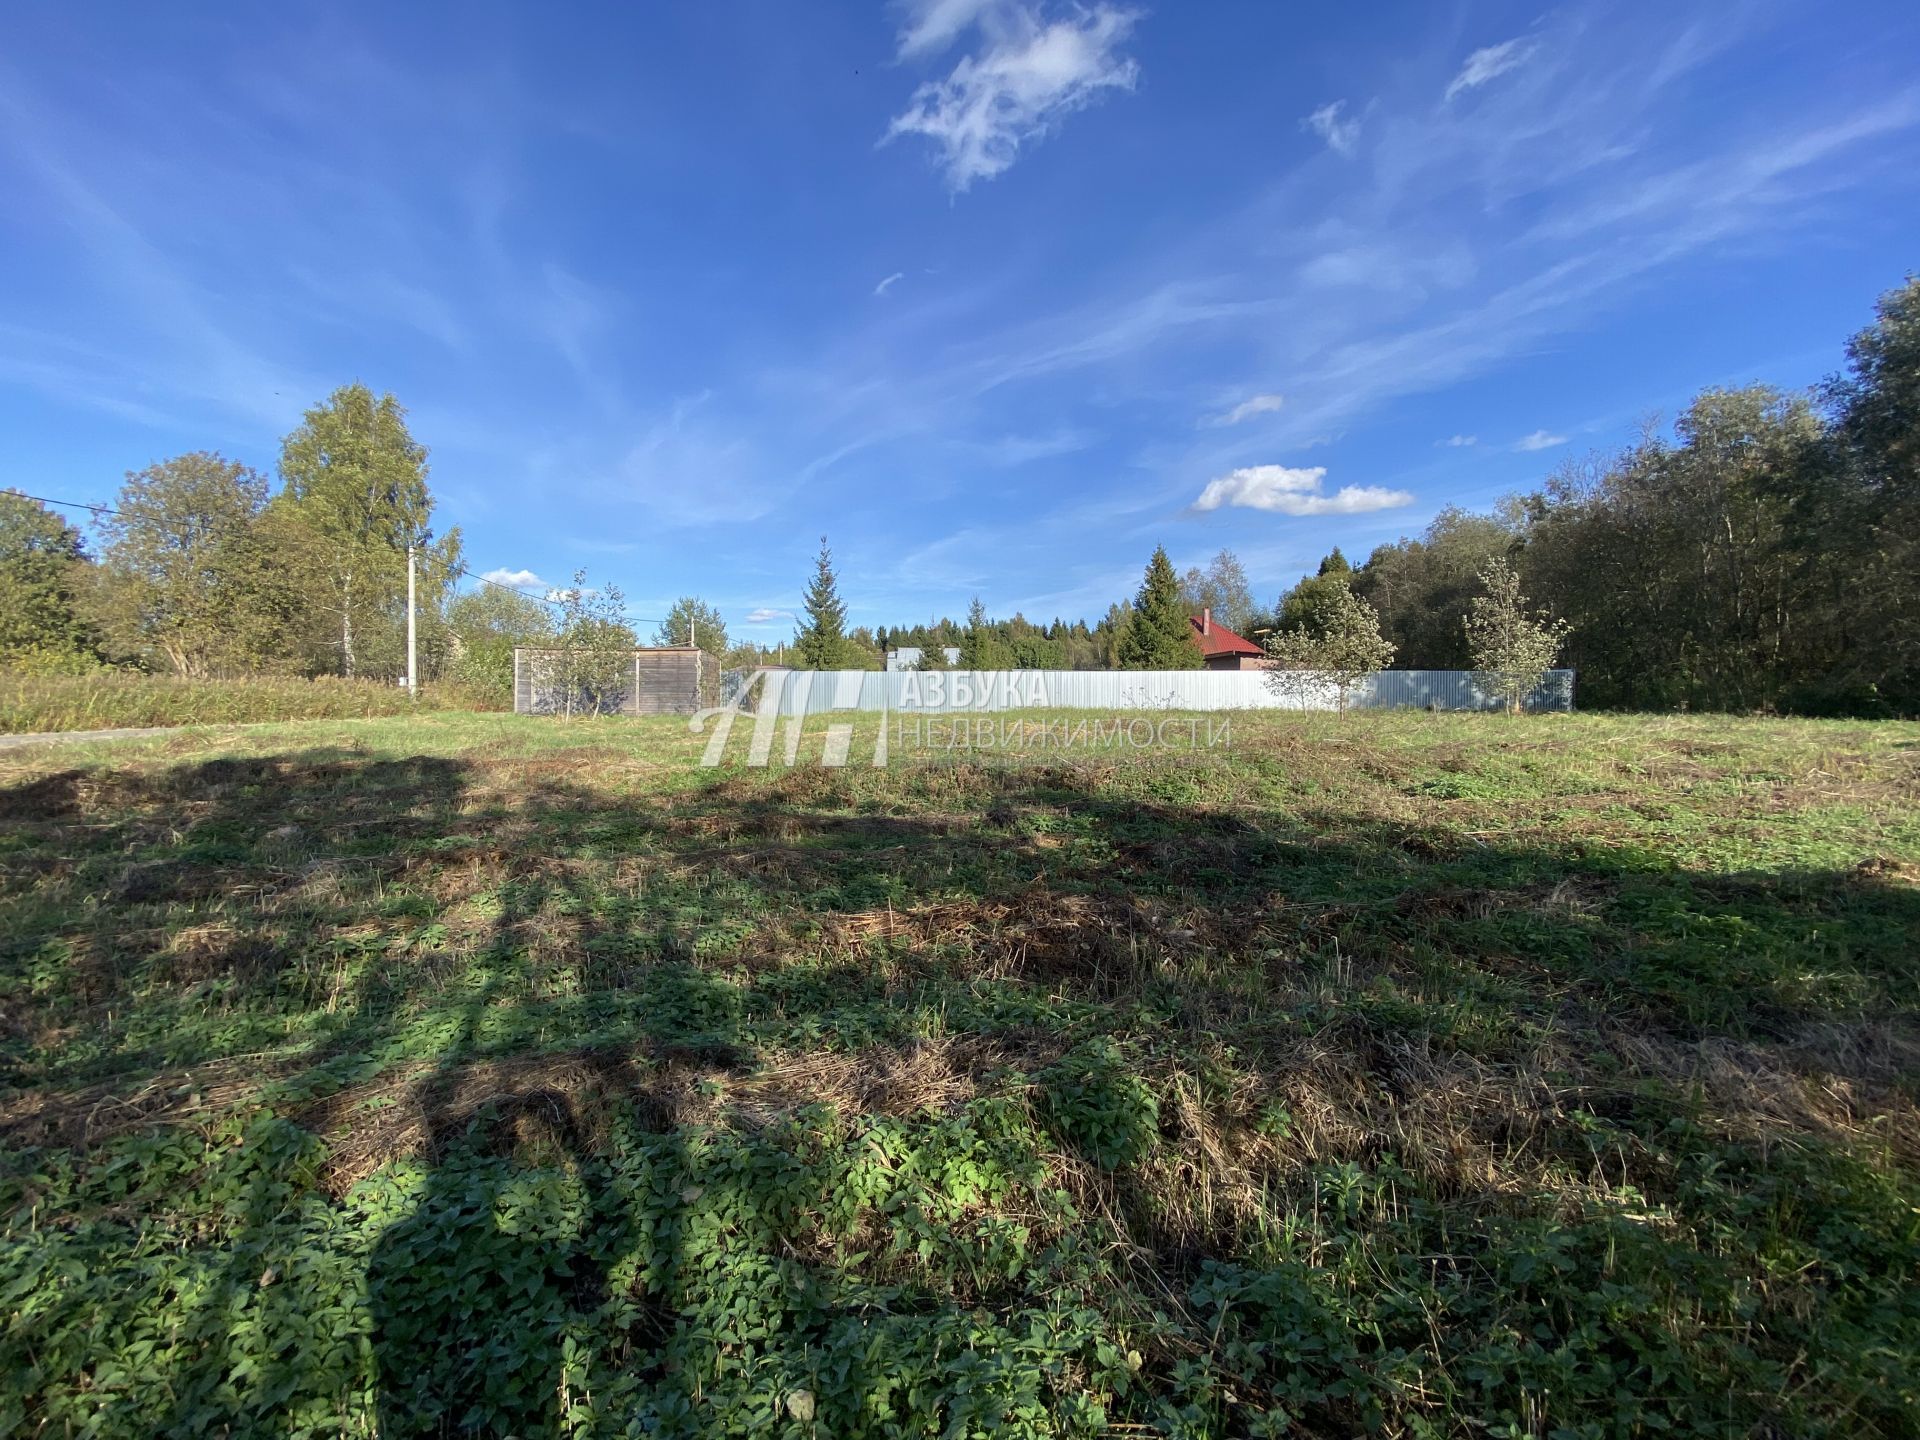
[733,668,1574,717]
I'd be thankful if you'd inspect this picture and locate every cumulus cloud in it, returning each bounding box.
[885,2,1141,191]
[745,607,792,623]
[1212,392,1286,426]
[1440,434,1478,447]
[874,271,905,297]
[481,567,548,591]
[1190,465,1413,517]
[1445,38,1535,102]
[1514,429,1567,451]
[1302,100,1360,156]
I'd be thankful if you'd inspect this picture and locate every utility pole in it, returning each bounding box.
[405,544,418,700]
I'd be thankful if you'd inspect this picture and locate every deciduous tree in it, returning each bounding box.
[1813,275,1920,711]
[89,453,294,677]
[1352,508,1517,669]
[1264,587,1394,711]
[278,384,457,677]
[1275,549,1359,640]
[0,491,94,670]
[1179,548,1257,635]
[551,569,635,717]
[1463,558,1571,714]
[447,586,553,706]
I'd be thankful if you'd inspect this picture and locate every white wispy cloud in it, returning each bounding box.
[1190,465,1413,517]
[745,607,792,623]
[480,567,548,590]
[1212,392,1286,426]
[874,271,905,297]
[884,2,1140,191]
[894,0,1001,59]
[532,263,620,413]
[1440,434,1478,447]
[974,427,1089,464]
[1445,38,1535,102]
[590,393,783,528]
[1302,100,1360,157]
[1514,429,1567,451]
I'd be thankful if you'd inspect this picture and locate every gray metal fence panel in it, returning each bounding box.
[749,668,1574,716]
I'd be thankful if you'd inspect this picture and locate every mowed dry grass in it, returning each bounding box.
[2,708,1917,1438]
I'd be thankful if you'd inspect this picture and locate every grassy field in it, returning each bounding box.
[2,709,1917,1438]
[0,672,489,735]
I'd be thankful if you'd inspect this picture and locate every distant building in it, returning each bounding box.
[884,645,963,672]
[1189,610,1266,671]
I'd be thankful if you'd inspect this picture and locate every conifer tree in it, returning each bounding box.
[793,536,852,669]
[957,596,1010,669]
[1117,546,1202,668]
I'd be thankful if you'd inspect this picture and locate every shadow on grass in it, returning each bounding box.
[2,747,1917,1437]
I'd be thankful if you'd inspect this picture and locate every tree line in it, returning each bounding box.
[789,276,1920,715]
[0,384,668,709]
[5,277,1914,714]
[1340,277,1918,714]
[3,384,465,683]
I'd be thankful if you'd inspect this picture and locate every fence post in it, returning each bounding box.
[405,544,417,700]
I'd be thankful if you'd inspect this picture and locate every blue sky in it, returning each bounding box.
[3,2,1916,639]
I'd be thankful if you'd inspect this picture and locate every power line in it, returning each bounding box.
[6,487,663,624]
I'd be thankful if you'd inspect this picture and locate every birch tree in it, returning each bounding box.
[277,384,456,677]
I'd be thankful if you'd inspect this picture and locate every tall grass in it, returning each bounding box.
[0,671,494,733]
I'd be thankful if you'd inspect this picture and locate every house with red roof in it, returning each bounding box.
[1188,609,1267,671]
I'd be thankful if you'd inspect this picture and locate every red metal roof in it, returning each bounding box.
[1188,613,1264,658]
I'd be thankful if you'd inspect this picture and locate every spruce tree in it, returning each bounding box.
[794,536,851,669]
[957,596,1010,669]
[1117,546,1202,668]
